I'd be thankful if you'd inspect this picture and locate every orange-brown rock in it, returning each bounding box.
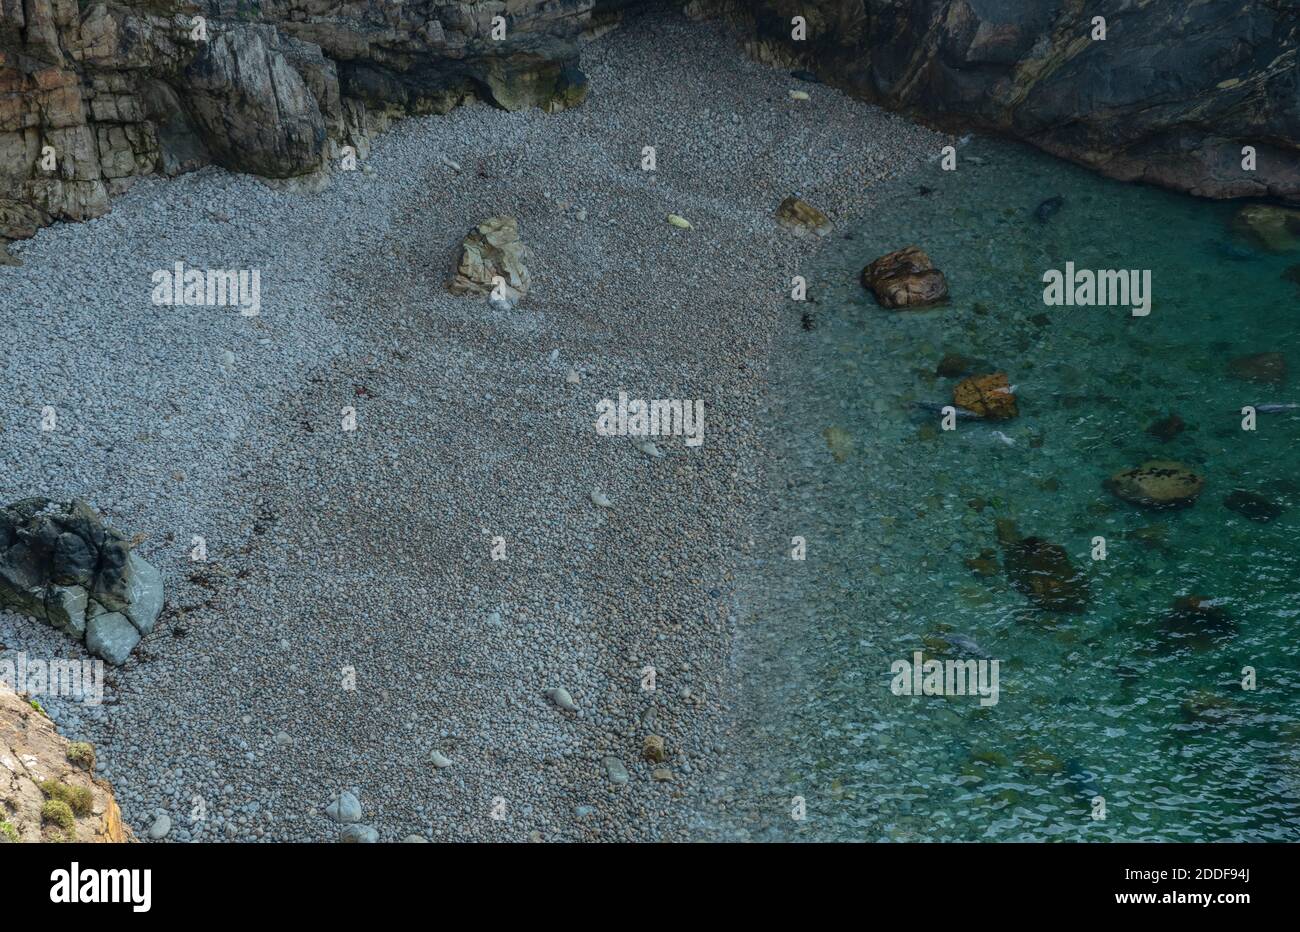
[860,246,949,309]
[0,687,134,843]
[952,372,1017,419]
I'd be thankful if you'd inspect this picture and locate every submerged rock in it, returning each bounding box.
[1002,536,1090,614]
[1159,595,1235,650]
[822,425,853,462]
[936,353,995,378]
[339,825,379,843]
[860,246,949,309]
[952,372,1017,419]
[602,756,629,785]
[1227,351,1288,385]
[775,196,831,236]
[1034,196,1064,223]
[447,217,532,305]
[1180,690,1247,725]
[1223,489,1285,522]
[1105,460,1205,509]
[1146,412,1186,443]
[1231,204,1300,253]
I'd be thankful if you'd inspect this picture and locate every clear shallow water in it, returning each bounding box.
[710,139,1300,841]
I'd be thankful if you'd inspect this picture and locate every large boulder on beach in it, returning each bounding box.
[1105,460,1205,509]
[0,499,162,664]
[952,372,1017,419]
[1002,536,1089,614]
[1226,352,1288,385]
[775,196,831,236]
[447,217,532,305]
[861,247,949,309]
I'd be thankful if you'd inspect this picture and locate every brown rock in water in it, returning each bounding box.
[936,353,995,378]
[0,689,134,843]
[952,372,1017,419]
[964,548,999,577]
[775,196,831,236]
[860,246,949,309]
[1159,595,1235,651]
[1227,351,1288,385]
[1105,460,1205,509]
[1002,536,1090,613]
[447,217,532,303]
[1146,412,1186,442]
[1231,204,1300,253]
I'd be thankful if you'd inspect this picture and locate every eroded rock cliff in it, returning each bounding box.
[1,0,597,253]
[691,0,1299,204]
[0,686,132,842]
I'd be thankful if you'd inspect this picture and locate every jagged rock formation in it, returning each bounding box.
[0,499,163,665]
[691,0,1300,204]
[5,1,1297,257]
[1,0,598,255]
[0,687,133,842]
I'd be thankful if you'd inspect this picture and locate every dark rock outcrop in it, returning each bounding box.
[1,0,599,253]
[692,0,1300,204]
[0,499,162,665]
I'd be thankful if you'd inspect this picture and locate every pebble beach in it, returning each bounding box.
[0,7,948,842]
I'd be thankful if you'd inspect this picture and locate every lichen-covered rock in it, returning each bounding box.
[0,687,134,842]
[447,216,532,304]
[861,246,949,309]
[775,196,831,236]
[952,372,1017,419]
[1106,460,1205,509]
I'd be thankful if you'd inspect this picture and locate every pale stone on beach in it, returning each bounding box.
[447,216,532,303]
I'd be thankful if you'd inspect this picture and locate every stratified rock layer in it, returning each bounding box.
[1,0,598,252]
[0,687,133,842]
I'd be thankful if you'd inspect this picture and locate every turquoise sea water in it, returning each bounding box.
[712,139,1300,841]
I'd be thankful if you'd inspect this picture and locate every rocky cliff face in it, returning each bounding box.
[692,0,1299,204]
[0,686,132,842]
[1,0,597,254]
[4,1,1297,257]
